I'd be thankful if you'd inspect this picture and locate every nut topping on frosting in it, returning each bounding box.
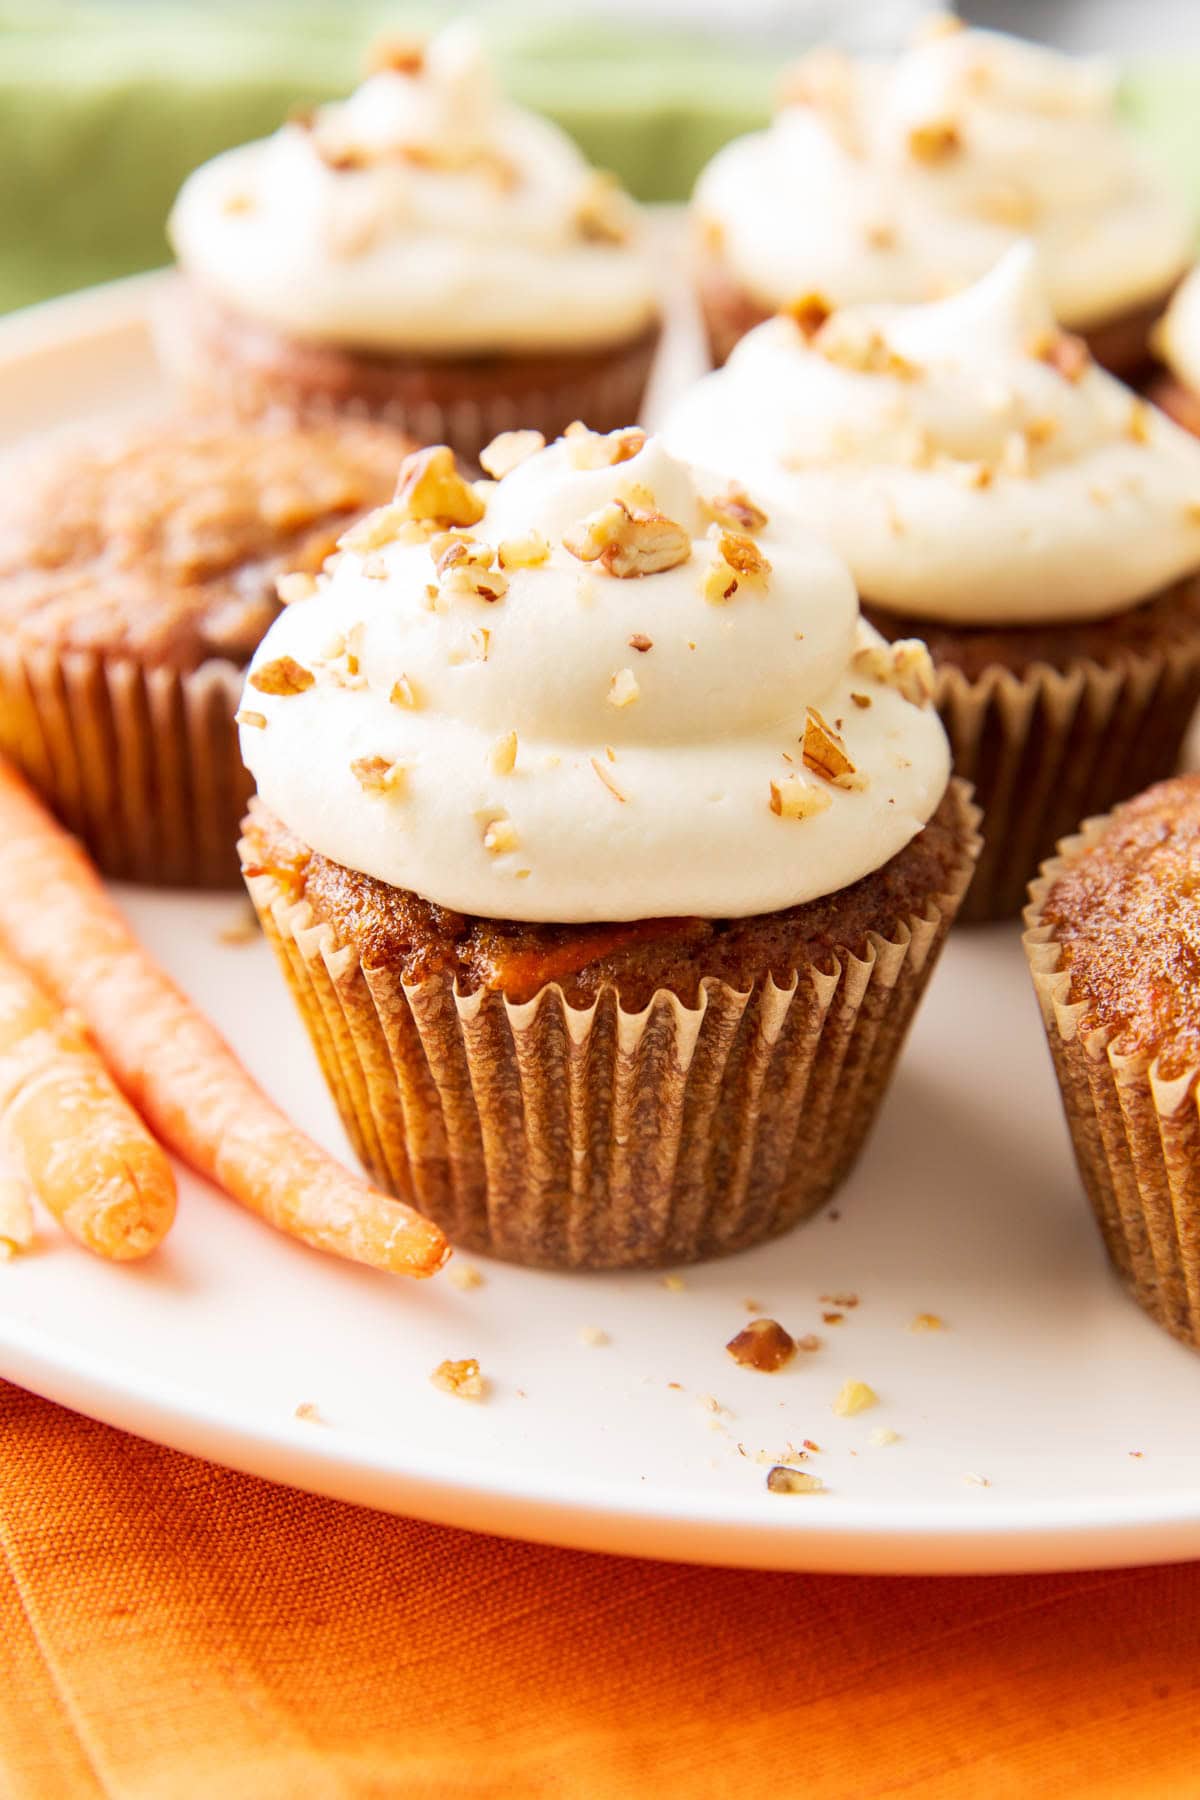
[240,430,949,922]
[480,431,546,479]
[395,446,484,529]
[364,34,427,78]
[906,119,961,163]
[782,292,832,339]
[703,486,769,533]
[249,656,315,697]
[802,709,865,790]
[851,640,936,707]
[563,501,692,579]
[564,423,647,471]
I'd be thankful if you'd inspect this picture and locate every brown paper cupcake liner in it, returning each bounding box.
[152,286,660,465]
[0,643,249,888]
[928,637,1200,922]
[1025,818,1200,1348]
[238,780,979,1270]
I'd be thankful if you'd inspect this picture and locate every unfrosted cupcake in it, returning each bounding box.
[665,247,1200,921]
[1025,776,1200,1349]
[693,19,1192,375]
[1149,267,1200,436]
[160,27,660,462]
[237,428,977,1269]
[0,414,411,887]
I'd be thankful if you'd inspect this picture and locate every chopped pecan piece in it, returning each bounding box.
[574,170,632,244]
[726,1317,796,1372]
[394,445,485,527]
[802,708,864,788]
[479,429,546,479]
[782,291,832,339]
[607,668,640,708]
[350,755,407,796]
[908,119,962,162]
[430,1357,486,1400]
[1032,328,1090,383]
[275,571,318,605]
[563,500,691,579]
[703,486,769,533]
[249,656,315,698]
[766,1465,824,1495]
[482,815,519,854]
[832,1379,878,1417]
[769,774,832,821]
[851,639,935,708]
[563,423,647,470]
[498,531,551,570]
[488,731,518,776]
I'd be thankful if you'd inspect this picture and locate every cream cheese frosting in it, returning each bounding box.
[1154,265,1200,398]
[664,246,1200,625]
[238,431,950,923]
[694,22,1192,331]
[168,26,659,356]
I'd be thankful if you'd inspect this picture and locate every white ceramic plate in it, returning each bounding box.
[2,270,1199,1578]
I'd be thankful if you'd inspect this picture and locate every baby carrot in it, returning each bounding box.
[0,762,448,1278]
[0,946,175,1259]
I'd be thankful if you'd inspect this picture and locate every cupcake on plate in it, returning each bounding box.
[693,17,1192,375]
[237,428,978,1269]
[1148,267,1200,437]
[1025,776,1200,1349]
[664,246,1200,921]
[160,26,661,463]
[0,414,411,888]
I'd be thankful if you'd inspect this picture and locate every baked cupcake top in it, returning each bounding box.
[168,26,659,358]
[239,430,950,923]
[1154,266,1200,398]
[0,416,410,669]
[665,247,1200,625]
[694,18,1191,332]
[1035,776,1200,1080]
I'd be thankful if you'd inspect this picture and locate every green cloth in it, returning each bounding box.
[0,3,1197,315]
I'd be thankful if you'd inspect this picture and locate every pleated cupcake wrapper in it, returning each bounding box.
[933,630,1200,922]
[1025,817,1200,1349]
[239,781,979,1270]
[152,301,659,466]
[0,643,249,888]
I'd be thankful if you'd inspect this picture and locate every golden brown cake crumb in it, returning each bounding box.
[1040,775,1200,1077]
[726,1318,796,1372]
[0,416,412,668]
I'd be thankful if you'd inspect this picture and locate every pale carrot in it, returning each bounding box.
[0,945,176,1259]
[0,761,448,1278]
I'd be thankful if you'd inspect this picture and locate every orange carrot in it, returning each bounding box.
[0,762,448,1278]
[0,945,176,1259]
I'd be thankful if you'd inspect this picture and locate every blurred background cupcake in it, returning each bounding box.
[1149,265,1200,435]
[237,429,977,1268]
[665,246,1200,920]
[691,17,1194,374]
[0,415,410,887]
[157,25,662,462]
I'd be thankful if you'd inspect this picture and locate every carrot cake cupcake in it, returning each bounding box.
[665,246,1200,920]
[0,414,411,888]
[237,428,978,1269]
[693,18,1192,374]
[1148,266,1200,436]
[1025,776,1200,1348]
[160,26,660,462]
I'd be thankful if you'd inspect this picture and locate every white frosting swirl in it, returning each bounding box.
[1154,265,1200,397]
[665,247,1200,625]
[168,26,659,356]
[239,435,950,923]
[694,25,1192,330]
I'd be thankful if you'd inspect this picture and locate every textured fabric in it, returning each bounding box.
[3,1379,1200,1797]
[1,3,1198,315]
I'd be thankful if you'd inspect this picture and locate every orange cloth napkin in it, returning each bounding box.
[2,1378,1198,1799]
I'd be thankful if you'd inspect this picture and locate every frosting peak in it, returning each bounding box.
[664,248,1200,625]
[168,27,658,356]
[239,433,949,922]
[694,23,1191,330]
